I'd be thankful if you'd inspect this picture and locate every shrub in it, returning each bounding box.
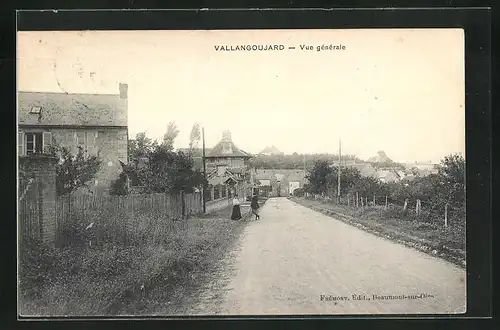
[293,188,305,197]
[110,173,129,196]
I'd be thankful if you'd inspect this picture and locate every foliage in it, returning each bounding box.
[128,132,157,164]
[293,187,305,197]
[163,121,179,149]
[48,144,102,196]
[305,160,331,195]
[304,153,465,214]
[110,172,129,196]
[248,153,361,170]
[189,123,201,151]
[124,128,207,194]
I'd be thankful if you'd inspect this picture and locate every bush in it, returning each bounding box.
[293,188,305,197]
[110,173,129,196]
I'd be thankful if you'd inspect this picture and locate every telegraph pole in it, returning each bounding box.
[337,137,341,200]
[202,127,207,214]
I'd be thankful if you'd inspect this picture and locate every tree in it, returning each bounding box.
[305,160,333,195]
[128,132,156,164]
[340,166,362,195]
[123,130,208,194]
[163,121,179,149]
[189,123,201,151]
[48,144,102,196]
[436,153,465,207]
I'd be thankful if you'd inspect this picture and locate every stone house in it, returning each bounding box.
[18,83,129,194]
[376,169,401,183]
[205,131,253,201]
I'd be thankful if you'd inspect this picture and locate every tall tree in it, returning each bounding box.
[128,132,156,163]
[163,121,179,149]
[305,160,333,195]
[189,123,201,151]
[436,153,465,207]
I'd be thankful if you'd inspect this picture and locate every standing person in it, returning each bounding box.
[250,193,260,220]
[231,194,242,220]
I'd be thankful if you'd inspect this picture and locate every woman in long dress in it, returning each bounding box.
[231,194,242,220]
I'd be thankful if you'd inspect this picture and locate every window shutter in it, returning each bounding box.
[42,132,52,154]
[86,132,93,155]
[94,131,99,156]
[18,131,24,156]
[73,131,78,154]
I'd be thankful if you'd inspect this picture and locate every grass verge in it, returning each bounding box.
[19,205,252,316]
[290,197,465,268]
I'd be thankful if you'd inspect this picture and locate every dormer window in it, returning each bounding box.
[30,106,41,114]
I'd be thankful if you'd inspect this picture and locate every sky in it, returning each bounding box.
[17,29,465,163]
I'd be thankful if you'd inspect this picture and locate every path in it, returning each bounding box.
[188,197,466,315]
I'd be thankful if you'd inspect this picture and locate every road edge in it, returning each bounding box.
[290,197,466,269]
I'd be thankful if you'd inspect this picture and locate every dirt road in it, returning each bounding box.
[189,197,466,315]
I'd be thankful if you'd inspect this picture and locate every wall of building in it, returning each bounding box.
[21,126,128,194]
[207,157,246,168]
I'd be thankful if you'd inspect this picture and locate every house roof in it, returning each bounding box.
[18,89,127,127]
[346,163,378,178]
[206,131,251,159]
[207,167,242,186]
[376,169,401,181]
[367,150,393,163]
[253,169,306,181]
[177,148,212,156]
[259,145,283,155]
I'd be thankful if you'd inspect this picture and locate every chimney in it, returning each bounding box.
[222,130,232,142]
[119,83,128,99]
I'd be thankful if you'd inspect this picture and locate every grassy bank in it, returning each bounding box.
[291,197,465,268]
[19,205,251,316]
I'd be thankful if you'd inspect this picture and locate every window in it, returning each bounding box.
[29,106,41,114]
[19,131,52,155]
[74,131,98,155]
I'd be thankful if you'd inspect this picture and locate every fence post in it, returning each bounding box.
[347,194,350,206]
[385,196,388,210]
[416,199,421,216]
[365,196,368,207]
[181,190,186,220]
[356,192,359,207]
[444,203,448,227]
[373,194,376,206]
[37,177,44,241]
[403,198,408,213]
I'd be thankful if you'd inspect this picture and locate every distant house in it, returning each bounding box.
[18,83,129,194]
[376,169,401,183]
[367,150,393,163]
[204,131,253,200]
[403,163,439,176]
[330,162,378,179]
[252,168,307,197]
[205,131,252,169]
[259,145,284,156]
[349,163,378,178]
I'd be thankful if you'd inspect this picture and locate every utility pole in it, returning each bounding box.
[337,137,341,200]
[202,127,207,214]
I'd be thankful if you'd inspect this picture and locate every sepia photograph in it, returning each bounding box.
[17,28,466,316]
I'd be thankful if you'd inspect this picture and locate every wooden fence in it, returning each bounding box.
[18,177,42,244]
[52,191,204,246]
[20,184,237,246]
[306,193,465,228]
